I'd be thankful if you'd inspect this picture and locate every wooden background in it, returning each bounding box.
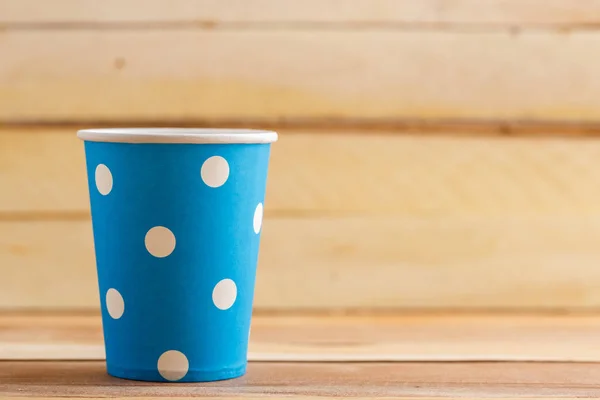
[3,0,600,311]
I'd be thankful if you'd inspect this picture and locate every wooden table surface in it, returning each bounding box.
[2,312,600,399]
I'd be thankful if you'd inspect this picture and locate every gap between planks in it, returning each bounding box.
[6,119,600,137]
[4,21,600,33]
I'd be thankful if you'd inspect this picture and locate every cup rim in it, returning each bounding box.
[77,128,278,144]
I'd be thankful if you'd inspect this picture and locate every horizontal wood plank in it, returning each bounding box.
[2,0,600,26]
[4,215,600,310]
[2,397,584,400]
[2,360,600,398]
[3,31,600,123]
[6,313,600,362]
[5,128,600,216]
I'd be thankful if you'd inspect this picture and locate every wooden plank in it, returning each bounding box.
[4,215,600,310]
[1,397,582,400]
[1,360,600,398]
[4,32,600,123]
[3,394,579,400]
[2,0,600,26]
[0,397,435,400]
[6,313,600,362]
[6,128,600,215]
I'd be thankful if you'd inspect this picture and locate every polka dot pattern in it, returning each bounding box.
[201,156,229,188]
[212,279,237,310]
[157,350,189,381]
[106,288,124,319]
[95,164,113,195]
[88,143,271,382]
[145,226,176,258]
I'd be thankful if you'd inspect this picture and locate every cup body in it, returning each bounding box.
[79,129,275,382]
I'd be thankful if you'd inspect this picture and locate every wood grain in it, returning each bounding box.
[3,31,600,123]
[1,398,583,400]
[1,397,584,400]
[1,360,600,398]
[6,129,600,310]
[6,313,600,362]
[2,0,600,26]
[4,216,600,310]
[5,128,600,216]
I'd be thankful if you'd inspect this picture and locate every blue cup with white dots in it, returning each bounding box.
[78,128,277,382]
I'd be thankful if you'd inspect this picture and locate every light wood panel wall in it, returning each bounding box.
[3,1,600,124]
[2,1,600,310]
[3,128,600,309]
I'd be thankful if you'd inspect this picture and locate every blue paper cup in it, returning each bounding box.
[77,128,277,382]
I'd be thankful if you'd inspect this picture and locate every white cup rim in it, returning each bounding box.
[77,128,278,144]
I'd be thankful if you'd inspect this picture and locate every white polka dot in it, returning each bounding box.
[201,156,229,188]
[106,288,124,319]
[157,350,189,381]
[145,226,176,258]
[95,164,113,195]
[253,203,263,234]
[212,279,237,310]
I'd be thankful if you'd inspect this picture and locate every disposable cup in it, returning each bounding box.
[77,128,277,382]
